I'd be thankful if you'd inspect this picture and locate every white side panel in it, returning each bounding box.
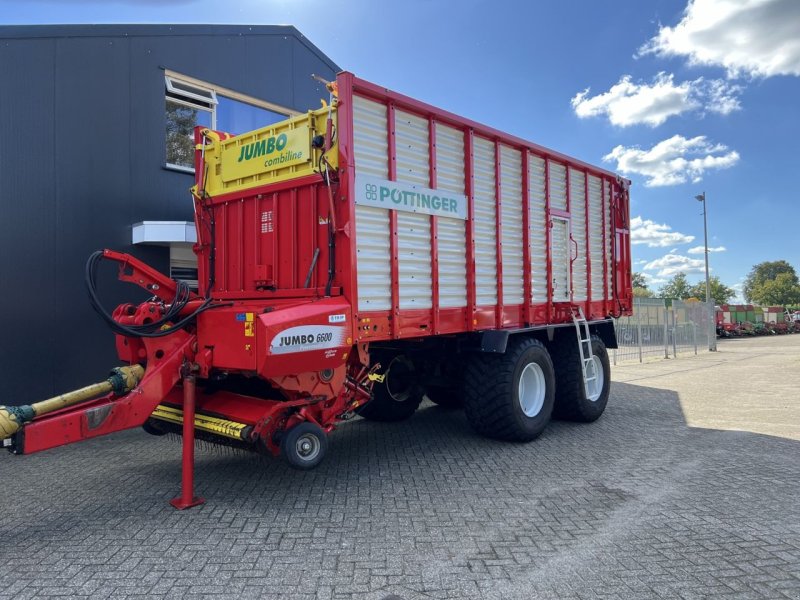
[605,181,613,300]
[548,161,567,211]
[353,96,391,311]
[355,206,392,311]
[500,145,524,305]
[570,168,587,302]
[528,155,547,303]
[473,137,497,306]
[353,96,388,178]
[435,124,467,308]
[397,212,432,309]
[551,217,570,302]
[394,109,432,309]
[394,109,430,186]
[588,175,604,300]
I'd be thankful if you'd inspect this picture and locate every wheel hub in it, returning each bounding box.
[295,433,320,460]
[518,362,546,417]
[586,355,605,402]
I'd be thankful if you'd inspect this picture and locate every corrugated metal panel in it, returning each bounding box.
[548,161,567,211]
[500,145,524,305]
[355,205,392,311]
[353,95,388,178]
[394,109,429,186]
[588,175,604,300]
[394,109,432,309]
[605,180,613,300]
[552,217,570,302]
[353,95,391,311]
[397,212,433,309]
[473,137,497,306]
[528,155,547,303]
[435,123,467,308]
[570,168,587,302]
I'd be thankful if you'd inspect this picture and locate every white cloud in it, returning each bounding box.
[604,134,740,187]
[571,73,741,127]
[705,79,742,115]
[644,253,707,277]
[687,245,727,254]
[642,273,668,286]
[639,0,800,78]
[571,73,697,127]
[630,216,695,247]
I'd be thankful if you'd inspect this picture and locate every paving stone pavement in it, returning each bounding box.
[1,335,798,599]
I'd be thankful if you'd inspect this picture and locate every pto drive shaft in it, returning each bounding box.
[0,364,145,440]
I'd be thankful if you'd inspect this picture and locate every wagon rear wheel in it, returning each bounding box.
[463,337,555,441]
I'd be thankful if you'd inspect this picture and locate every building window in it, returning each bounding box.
[170,245,199,291]
[165,71,294,172]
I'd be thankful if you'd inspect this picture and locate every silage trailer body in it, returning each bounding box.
[1,72,632,506]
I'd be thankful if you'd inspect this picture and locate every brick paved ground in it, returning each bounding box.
[1,335,798,599]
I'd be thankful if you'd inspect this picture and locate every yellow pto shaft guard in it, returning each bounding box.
[0,364,145,440]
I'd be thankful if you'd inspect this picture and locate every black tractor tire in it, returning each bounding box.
[550,334,611,422]
[463,337,555,442]
[357,354,423,422]
[281,421,328,470]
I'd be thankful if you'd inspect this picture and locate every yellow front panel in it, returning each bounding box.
[198,104,338,197]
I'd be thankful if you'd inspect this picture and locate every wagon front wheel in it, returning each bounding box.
[281,422,328,470]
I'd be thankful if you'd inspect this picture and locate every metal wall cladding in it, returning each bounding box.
[528,156,548,303]
[473,137,498,306]
[0,25,339,404]
[570,168,588,302]
[588,175,605,300]
[394,109,433,310]
[548,162,567,211]
[435,124,467,308]
[499,145,524,305]
[352,96,392,311]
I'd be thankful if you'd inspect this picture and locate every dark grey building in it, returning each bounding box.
[0,25,339,405]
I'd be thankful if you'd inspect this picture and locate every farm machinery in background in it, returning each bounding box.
[1,72,632,509]
[716,304,800,337]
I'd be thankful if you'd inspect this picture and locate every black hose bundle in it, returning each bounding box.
[85,251,216,338]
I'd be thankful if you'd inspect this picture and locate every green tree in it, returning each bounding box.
[743,260,798,303]
[687,276,735,305]
[658,272,691,299]
[631,272,652,297]
[750,272,800,306]
[166,101,199,168]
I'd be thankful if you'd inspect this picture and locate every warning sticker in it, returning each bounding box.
[270,325,346,355]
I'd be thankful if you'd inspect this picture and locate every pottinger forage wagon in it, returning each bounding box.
[1,72,632,508]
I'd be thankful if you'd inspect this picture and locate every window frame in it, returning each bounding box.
[164,70,299,172]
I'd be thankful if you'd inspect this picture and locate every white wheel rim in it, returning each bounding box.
[518,362,546,417]
[295,433,321,462]
[587,355,604,402]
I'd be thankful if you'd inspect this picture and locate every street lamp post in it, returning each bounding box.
[695,192,717,351]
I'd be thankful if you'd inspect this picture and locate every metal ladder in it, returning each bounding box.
[571,307,597,399]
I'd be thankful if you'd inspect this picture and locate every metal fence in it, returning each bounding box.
[612,297,713,364]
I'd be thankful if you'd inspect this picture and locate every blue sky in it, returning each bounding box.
[3,0,799,300]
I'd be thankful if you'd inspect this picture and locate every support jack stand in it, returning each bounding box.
[170,372,205,510]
